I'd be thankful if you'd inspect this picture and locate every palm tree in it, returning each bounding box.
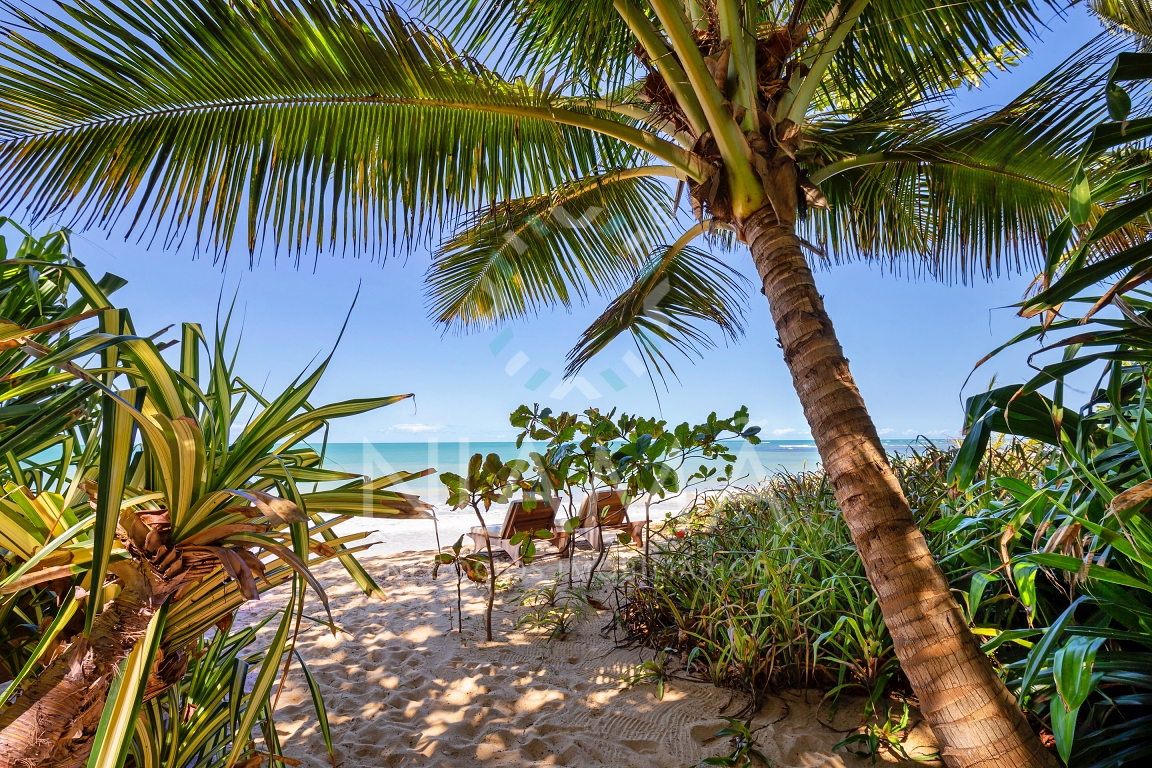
[0,0,1116,763]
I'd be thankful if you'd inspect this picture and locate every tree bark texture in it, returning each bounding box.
[0,573,157,768]
[738,200,1055,768]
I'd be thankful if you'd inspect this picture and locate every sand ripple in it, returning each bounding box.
[238,551,939,767]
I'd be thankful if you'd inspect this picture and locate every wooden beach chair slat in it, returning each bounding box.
[499,500,560,538]
[468,497,565,565]
[575,490,644,551]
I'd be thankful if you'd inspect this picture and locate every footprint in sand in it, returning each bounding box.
[257,553,938,768]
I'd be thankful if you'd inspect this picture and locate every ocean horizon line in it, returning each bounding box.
[317,436,957,446]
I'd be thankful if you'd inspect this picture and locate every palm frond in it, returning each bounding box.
[426,168,677,329]
[0,0,644,260]
[564,223,749,380]
[421,0,639,95]
[803,33,1121,282]
[1092,0,1152,50]
[783,0,1059,113]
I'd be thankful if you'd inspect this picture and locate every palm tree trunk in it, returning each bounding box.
[739,202,1054,768]
[0,570,158,768]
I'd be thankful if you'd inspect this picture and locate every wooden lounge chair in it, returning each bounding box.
[575,490,644,551]
[467,496,567,566]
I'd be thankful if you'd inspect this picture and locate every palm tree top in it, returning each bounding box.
[0,0,1121,375]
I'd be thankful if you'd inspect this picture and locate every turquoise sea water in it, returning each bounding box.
[319,439,940,553]
[318,439,930,503]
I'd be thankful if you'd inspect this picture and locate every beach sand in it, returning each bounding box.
[240,549,940,767]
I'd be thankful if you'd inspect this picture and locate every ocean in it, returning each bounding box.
[317,439,937,554]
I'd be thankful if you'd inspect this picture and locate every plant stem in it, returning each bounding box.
[586,486,609,592]
[716,0,757,131]
[613,0,709,137]
[780,0,871,126]
[643,495,653,578]
[471,500,496,642]
[646,0,765,215]
[565,489,577,587]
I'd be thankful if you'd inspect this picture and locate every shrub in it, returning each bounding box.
[614,442,1056,718]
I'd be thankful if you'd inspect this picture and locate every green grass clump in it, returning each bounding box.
[615,442,1050,715]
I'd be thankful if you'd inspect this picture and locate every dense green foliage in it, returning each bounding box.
[616,444,1050,702]
[127,617,301,768]
[618,436,1152,765]
[944,44,1152,768]
[0,227,431,766]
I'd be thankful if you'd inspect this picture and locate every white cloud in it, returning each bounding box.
[389,423,445,433]
[772,427,798,436]
[878,428,893,436]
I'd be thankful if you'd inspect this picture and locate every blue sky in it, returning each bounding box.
[60,4,1103,443]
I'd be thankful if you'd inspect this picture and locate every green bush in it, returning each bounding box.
[615,443,1058,718]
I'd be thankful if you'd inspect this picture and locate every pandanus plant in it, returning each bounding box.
[0,0,1129,762]
[0,237,432,767]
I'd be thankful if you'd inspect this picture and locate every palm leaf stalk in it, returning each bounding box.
[0,1,1125,763]
[0,233,432,767]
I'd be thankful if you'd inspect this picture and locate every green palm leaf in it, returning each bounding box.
[565,223,749,381]
[430,1,1061,119]
[802,0,1058,111]
[805,33,1123,281]
[1092,0,1152,48]
[422,0,638,94]
[426,168,678,328]
[0,0,643,258]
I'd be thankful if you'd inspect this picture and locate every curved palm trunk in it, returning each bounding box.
[0,570,159,768]
[738,200,1054,768]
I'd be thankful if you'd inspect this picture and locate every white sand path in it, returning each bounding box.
[239,550,940,767]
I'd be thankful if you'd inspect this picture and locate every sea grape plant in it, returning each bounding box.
[439,453,545,641]
[511,403,762,582]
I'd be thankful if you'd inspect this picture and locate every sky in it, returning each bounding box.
[50,4,1106,443]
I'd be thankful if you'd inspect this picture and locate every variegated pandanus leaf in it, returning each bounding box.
[221,488,308,525]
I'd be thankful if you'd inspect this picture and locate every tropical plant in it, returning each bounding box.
[835,700,930,764]
[621,648,673,699]
[0,233,433,767]
[697,716,767,767]
[615,441,1061,728]
[511,404,759,585]
[514,405,636,588]
[126,615,314,768]
[516,572,592,640]
[950,32,1152,768]
[440,453,539,641]
[0,223,125,682]
[432,535,469,634]
[0,221,123,470]
[0,0,1124,759]
[816,598,899,719]
[605,407,759,566]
